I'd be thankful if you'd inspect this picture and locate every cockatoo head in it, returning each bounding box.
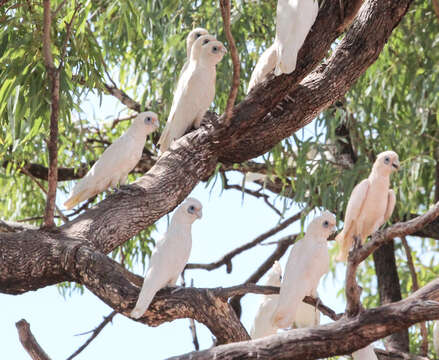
[134,111,159,132]
[200,40,227,66]
[176,197,203,224]
[190,34,218,61]
[266,260,282,286]
[306,211,336,238]
[186,28,209,57]
[374,151,400,175]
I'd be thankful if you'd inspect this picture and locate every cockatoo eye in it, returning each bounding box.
[144,116,152,124]
[323,220,329,228]
[384,157,390,164]
[195,33,201,38]
[212,46,218,53]
[188,205,195,214]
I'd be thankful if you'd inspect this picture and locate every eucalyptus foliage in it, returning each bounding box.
[1,0,439,356]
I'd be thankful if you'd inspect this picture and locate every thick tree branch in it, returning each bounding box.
[186,210,303,272]
[16,319,52,360]
[167,278,439,360]
[219,0,240,126]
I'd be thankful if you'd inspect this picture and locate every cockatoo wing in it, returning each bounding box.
[352,345,378,360]
[250,296,278,339]
[273,237,327,328]
[158,68,211,153]
[130,234,180,319]
[64,134,143,210]
[274,0,297,76]
[384,189,396,222]
[335,179,370,261]
[247,44,277,94]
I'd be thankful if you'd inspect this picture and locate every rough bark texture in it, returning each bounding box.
[166,279,439,360]
[16,319,52,360]
[373,241,410,352]
[0,0,420,354]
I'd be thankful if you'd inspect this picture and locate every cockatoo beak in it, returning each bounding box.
[196,208,203,219]
[392,161,400,170]
[221,46,227,54]
[153,118,160,129]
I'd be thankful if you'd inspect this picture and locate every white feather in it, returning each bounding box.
[274,0,319,75]
[292,289,320,328]
[130,198,202,319]
[247,44,277,94]
[272,211,335,328]
[250,261,282,339]
[352,344,378,360]
[64,112,159,210]
[158,35,226,153]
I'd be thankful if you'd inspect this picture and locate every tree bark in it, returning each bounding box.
[373,241,410,352]
[166,279,439,360]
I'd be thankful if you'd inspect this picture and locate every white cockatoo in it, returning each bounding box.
[181,28,210,75]
[352,344,378,360]
[274,0,319,76]
[64,112,159,210]
[292,289,320,328]
[247,44,277,94]
[335,151,400,261]
[130,198,203,319]
[272,211,336,329]
[250,261,282,339]
[434,321,439,356]
[158,35,226,153]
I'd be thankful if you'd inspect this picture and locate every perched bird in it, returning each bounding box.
[64,112,159,210]
[181,28,210,75]
[335,151,400,261]
[250,261,282,339]
[158,35,226,153]
[130,198,203,319]
[352,345,378,360]
[272,211,336,329]
[247,44,277,94]
[274,0,319,76]
[292,289,320,328]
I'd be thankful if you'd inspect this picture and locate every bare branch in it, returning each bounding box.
[219,0,240,126]
[303,296,343,321]
[16,319,52,360]
[66,311,117,360]
[186,210,303,272]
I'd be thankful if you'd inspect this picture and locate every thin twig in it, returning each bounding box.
[21,168,68,223]
[66,311,117,360]
[401,236,428,356]
[219,0,240,126]
[303,296,343,321]
[186,211,303,272]
[222,173,282,216]
[188,279,200,351]
[111,114,137,129]
[59,2,81,67]
[16,319,52,360]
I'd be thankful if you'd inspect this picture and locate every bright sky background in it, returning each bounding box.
[1,91,352,360]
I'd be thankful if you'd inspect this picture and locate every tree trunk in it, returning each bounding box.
[373,240,410,352]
